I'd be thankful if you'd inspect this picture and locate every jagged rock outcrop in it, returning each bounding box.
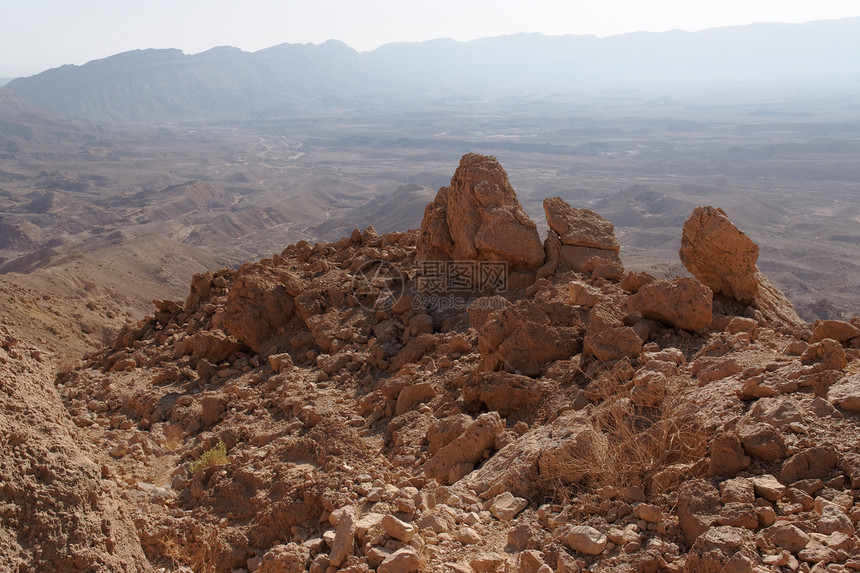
[679,206,805,329]
[417,153,545,276]
[679,206,759,303]
[544,197,623,274]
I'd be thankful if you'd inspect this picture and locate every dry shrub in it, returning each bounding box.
[543,377,708,493]
[188,441,229,475]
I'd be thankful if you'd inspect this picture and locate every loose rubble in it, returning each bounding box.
[10,154,860,572]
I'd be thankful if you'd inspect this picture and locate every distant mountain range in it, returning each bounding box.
[6,18,860,122]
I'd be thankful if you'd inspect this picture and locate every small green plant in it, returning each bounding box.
[188,441,229,475]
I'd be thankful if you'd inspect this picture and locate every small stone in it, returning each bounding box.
[267,352,293,373]
[827,373,860,412]
[490,491,528,521]
[756,506,776,527]
[720,477,754,505]
[378,547,420,573]
[762,551,791,567]
[632,503,662,523]
[328,507,356,567]
[709,430,751,477]
[506,523,533,551]
[365,546,394,569]
[565,525,607,555]
[382,514,416,542]
[717,502,759,530]
[817,505,854,536]
[470,552,508,573]
[416,513,449,533]
[607,526,639,546]
[517,550,545,573]
[758,523,810,553]
[751,474,785,502]
[455,527,482,545]
[355,513,384,538]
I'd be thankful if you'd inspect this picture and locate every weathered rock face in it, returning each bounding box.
[218,264,294,353]
[475,295,583,376]
[544,198,620,252]
[417,153,545,272]
[679,205,805,329]
[544,197,623,273]
[628,276,713,332]
[679,206,759,303]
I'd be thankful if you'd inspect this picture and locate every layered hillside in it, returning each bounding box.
[33,154,860,572]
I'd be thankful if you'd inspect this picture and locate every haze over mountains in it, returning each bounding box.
[6,18,860,123]
[0,18,858,362]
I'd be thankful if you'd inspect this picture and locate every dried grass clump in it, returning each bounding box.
[188,441,229,475]
[542,378,708,493]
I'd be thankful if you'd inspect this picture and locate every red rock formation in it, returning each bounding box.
[417,154,544,273]
[679,206,805,330]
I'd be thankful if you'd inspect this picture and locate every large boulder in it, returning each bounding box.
[417,154,545,273]
[628,276,713,332]
[679,206,804,329]
[544,197,620,252]
[583,301,643,361]
[544,197,622,273]
[810,320,860,344]
[218,264,295,353]
[679,206,759,303]
[424,412,504,485]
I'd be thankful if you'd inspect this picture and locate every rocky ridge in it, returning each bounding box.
[13,154,860,572]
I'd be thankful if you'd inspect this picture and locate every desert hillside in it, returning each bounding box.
[4,154,859,572]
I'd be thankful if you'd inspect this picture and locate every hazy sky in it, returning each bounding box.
[2,0,860,78]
